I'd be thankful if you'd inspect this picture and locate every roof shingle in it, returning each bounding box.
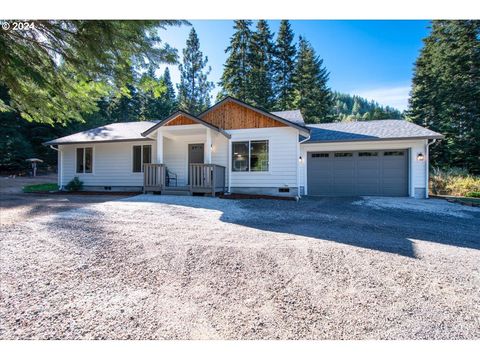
[305,120,443,143]
[271,110,305,125]
[44,121,158,145]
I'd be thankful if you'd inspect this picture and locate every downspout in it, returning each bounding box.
[425,139,437,199]
[227,137,232,193]
[49,145,63,190]
[297,132,311,198]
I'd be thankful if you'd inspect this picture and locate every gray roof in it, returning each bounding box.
[271,110,305,125]
[44,121,159,145]
[305,120,444,143]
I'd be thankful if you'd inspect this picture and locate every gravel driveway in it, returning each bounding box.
[1,194,479,339]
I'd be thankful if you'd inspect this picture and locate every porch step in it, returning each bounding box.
[161,189,191,196]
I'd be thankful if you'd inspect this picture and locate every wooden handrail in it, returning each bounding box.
[143,163,166,191]
[189,163,226,194]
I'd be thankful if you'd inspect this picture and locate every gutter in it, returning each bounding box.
[296,133,312,199]
[425,139,437,199]
[49,145,63,190]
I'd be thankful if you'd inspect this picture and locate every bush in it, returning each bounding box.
[466,191,480,198]
[430,167,480,196]
[65,176,83,191]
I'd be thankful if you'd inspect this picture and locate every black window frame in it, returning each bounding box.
[133,144,152,173]
[312,153,329,158]
[76,147,93,174]
[384,151,405,156]
[334,152,353,158]
[232,140,269,172]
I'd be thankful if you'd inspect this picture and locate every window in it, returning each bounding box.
[334,152,353,157]
[133,145,152,172]
[232,140,269,172]
[359,152,378,157]
[76,147,93,173]
[384,151,404,156]
[250,140,269,172]
[312,153,329,158]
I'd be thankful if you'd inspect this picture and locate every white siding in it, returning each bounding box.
[228,127,299,188]
[299,139,427,197]
[161,132,229,186]
[163,135,203,186]
[211,132,229,185]
[61,141,156,187]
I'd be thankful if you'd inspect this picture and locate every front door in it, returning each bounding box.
[188,144,204,184]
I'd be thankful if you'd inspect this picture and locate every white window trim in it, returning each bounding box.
[231,139,270,174]
[132,144,153,173]
[75,145,95,175]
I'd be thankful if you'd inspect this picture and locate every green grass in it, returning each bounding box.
[453,197,480,205]
[22,183,58,193]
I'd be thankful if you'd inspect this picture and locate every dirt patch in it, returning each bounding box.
[0,193,130,226]
[0,174,58,194]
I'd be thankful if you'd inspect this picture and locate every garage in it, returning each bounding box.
[307,149,408,196]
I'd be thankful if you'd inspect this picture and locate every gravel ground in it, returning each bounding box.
[0,175,127,226]
[1,194,479,339]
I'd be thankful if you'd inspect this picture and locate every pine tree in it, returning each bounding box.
[273,20,297,110]
[109,83,142,122]
[163,67,176,107]
[247,20,275,110]
[219,20,253,102]
[407,20,480,173]
[138,66,178,120]
[292,37,332,123]
[177,28,214,114]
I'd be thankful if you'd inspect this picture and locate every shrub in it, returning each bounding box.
[430,167,480,196]
[466,191,480,198]
[65,177,83,191]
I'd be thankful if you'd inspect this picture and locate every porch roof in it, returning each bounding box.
[141,110,231,138]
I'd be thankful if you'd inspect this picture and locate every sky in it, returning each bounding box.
[158,20,431,111]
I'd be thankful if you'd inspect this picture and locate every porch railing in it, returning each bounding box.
[143,163,166,192]
[189,163,226,196]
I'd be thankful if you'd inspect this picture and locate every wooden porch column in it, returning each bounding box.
[156,131,164,163]
[205,128,212,164]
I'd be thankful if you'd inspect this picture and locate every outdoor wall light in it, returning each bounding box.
[299,156,303,163]
[417,153,425,161]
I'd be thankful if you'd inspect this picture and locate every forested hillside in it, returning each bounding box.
[331,92,403,121]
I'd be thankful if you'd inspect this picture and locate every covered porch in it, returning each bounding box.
[141,111,231,196]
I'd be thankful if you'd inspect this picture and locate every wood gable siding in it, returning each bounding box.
[165,114,197,126]
[200,101,287,130]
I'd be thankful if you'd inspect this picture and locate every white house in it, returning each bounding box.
[45,97,443,198]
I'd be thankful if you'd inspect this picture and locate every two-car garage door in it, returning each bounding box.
[307,150,408,196]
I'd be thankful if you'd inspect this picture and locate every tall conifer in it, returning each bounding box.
[177,28,214,114]
[292,37,332,123]
[273,20,297,110]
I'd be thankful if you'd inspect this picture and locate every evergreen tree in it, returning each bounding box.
[177,28,214,114]
[138,66,178,120]
[273,20,297,110]
[247,20,275,110]
[407,20,480,173]
[331,92,403,121]
[219,20,253,102]
[292,37,332,123]
[0,20,184,125]
[163,67,176,107]
[109,83,142,122]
